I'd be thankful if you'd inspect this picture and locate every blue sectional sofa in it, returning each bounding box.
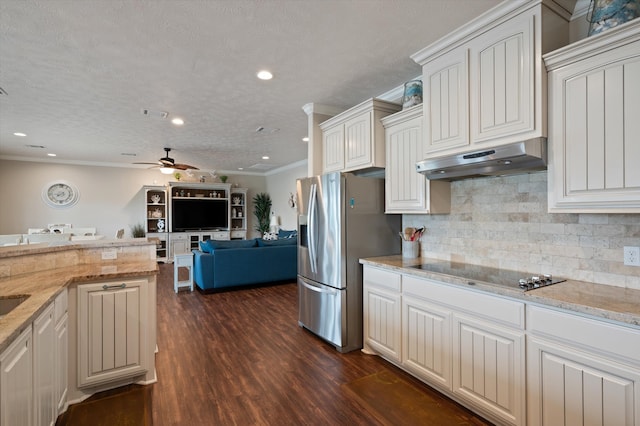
[193,236,297,292]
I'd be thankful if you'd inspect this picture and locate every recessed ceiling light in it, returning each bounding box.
[302,136,309,142]
[14,132,26,137]
[238,167,244,170]
[262,156,270,160]
[171,117,184,126]
[47,153,56,157]
[257,70,273,80]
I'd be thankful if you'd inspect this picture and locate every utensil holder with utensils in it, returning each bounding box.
[402,240,420,258]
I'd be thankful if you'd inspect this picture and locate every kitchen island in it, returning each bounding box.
[360,255,640,426]
[0,239,158,426]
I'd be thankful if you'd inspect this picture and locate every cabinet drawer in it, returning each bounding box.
[403,275,524,330]
[170,233,188,241]
[230,230,246,239]
[527,305,640,364]
[211,231,230,240]
[363,266,401,292]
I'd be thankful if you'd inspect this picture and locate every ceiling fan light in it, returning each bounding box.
[159,167,175,175]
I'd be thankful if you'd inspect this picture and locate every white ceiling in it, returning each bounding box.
[1,0,512,174]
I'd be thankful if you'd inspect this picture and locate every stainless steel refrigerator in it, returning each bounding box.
[296,172,401,353]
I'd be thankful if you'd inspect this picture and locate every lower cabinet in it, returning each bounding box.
[452,313,525,425]
[402,293,452,390]
[0,326,33,426]
[33,303,55,426]
[363,266,526,426]
[0,290,67,426]
[527,305,640,426]
[363,266,402,362]
[77,279,150,388]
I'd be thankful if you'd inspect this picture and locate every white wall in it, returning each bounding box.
[0,159,273,238]
[265,161,307,232]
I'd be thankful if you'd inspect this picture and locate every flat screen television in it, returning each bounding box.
[171,199,228,231]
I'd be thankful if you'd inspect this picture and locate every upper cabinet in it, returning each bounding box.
[382,105,451,214]
[545,19,640,213]
[320,98,401,173]
[412,0,572,157]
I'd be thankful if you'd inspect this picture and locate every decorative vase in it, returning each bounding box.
[588,0,640,36]
[402,80,423,109]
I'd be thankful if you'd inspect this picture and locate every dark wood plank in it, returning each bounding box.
[152,263,492,425]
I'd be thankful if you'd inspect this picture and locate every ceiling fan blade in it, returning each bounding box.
[133,161,163,166]
[173,163,199,171]
[159,159,174,166]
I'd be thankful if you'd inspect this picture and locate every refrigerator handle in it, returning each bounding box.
[308,183,318,274]
[300,279,338,295]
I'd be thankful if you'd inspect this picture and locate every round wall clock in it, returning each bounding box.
[42,181,79,208]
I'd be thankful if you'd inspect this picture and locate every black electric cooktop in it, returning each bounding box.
[408,261,565,291]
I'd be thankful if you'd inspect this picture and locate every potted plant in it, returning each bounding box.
[130,223,146,238]
[252,192,272,235]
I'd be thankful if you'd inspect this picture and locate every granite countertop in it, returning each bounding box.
[0,260,158,353]
[360,255,640,328]
[0,238,153,259]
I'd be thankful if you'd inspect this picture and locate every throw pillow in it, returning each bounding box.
[263,232,278,241]
[257,238,297,247]
[278,229,297,239]
[199,240,215,253]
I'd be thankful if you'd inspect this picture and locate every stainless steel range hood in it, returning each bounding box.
[416,138,547,181]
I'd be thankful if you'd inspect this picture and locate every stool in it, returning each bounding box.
[173,252,194,293]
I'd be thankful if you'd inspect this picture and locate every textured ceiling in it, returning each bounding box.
[0,0,507,174]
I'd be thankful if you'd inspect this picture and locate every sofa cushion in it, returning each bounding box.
[278,229,297,239]
[257,237,296,247]
[201,238,257,253]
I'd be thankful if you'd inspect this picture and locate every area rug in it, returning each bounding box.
[342,370,491,426]
[57,385,152,426]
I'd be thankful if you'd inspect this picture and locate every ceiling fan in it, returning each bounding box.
[135,148,199,173]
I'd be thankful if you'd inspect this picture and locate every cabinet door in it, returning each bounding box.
[402,295,452,390]
[344,112,372,169]
[528,337,640,426]
[0,327,33,426]
[423,46,469,153]
[77,279,149,388]
[363,284,402,363]
[55,314,68,416]
[453,314,525,426]
[548,43,640,212]
[322,125,344,172]
[385,114,427,212]
[34,303,55,426]
[363,267,402,363]
[469,10,534,145]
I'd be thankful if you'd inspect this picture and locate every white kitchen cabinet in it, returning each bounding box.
[77,278,150,388]
[402,276,452,391]
[453,314,525,426]
[33,303,55,426]
[362,265,526,425]
[422,45,469,153]
[0,326,33,426]
[412,0,570,157]
[527,305,640,426]
[382,104,450,214]
[362,266,402,362]
[320,98,401,174]
[54,291,68,417]
[545,20,640,213]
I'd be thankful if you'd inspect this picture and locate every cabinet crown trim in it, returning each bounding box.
[544,18,640,70]
[411,0,570,65]
[319,98,401,129]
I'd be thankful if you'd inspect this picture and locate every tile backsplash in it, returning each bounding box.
[403,172,640,289]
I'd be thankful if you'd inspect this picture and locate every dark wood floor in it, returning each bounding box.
[151,264,491,425]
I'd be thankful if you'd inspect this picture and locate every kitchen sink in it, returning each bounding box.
[0,295,30,319]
